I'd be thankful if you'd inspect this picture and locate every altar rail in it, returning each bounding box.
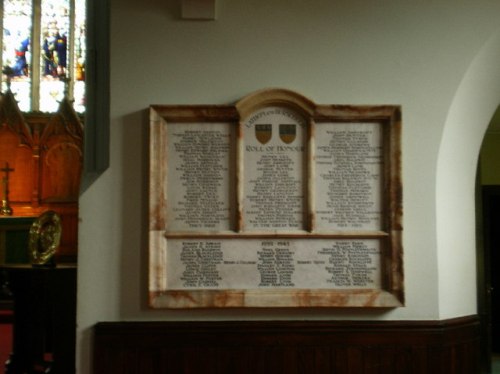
[94,315,481,373]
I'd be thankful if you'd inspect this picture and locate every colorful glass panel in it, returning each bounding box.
[2,0,33,111]
[39,0,70,112]
[1,0,85,113]
[73,0,85,112]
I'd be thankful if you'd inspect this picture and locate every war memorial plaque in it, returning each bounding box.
[149,89,403,308]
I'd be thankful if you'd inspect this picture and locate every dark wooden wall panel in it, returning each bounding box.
[94,316,481,374]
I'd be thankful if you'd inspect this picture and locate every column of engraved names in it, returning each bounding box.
[257,241,295,287]
[245,149,303,229]
[319,241,380,288]
[170,129,231,230]
[315,125,382,230]
[180,241,223,288]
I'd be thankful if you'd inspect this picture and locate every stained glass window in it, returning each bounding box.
[1,0,86,112]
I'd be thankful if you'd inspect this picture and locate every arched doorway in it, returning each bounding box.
[436,28,500,373]
[478,108,500,372]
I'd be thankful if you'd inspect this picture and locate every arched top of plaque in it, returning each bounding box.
[236,88,316,120]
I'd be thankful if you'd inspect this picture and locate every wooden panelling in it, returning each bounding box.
[94,316,481,374]
[0,91,34,205]
[0,91,82,262]
[39,101,83,202]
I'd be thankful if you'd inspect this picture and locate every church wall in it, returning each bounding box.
[77,0,500,372]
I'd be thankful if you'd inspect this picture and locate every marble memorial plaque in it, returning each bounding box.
[149,89,403,309]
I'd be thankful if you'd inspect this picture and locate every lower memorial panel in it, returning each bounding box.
[166,238,382,290]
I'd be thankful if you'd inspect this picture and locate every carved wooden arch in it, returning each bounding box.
[0,91,34,202]
[40,98,84,143]
[39,98,84,202]
[0,90,33,147]
[0,90,82,261]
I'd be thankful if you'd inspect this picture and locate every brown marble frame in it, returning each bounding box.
[149,88,403,308]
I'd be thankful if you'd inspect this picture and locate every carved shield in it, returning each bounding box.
[279,124,296,144]
[255,124,272,144]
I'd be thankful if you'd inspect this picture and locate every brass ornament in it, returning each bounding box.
[0,200,12,216]
[29,210,62,266]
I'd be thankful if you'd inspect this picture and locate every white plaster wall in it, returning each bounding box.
[76,1,500,372]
